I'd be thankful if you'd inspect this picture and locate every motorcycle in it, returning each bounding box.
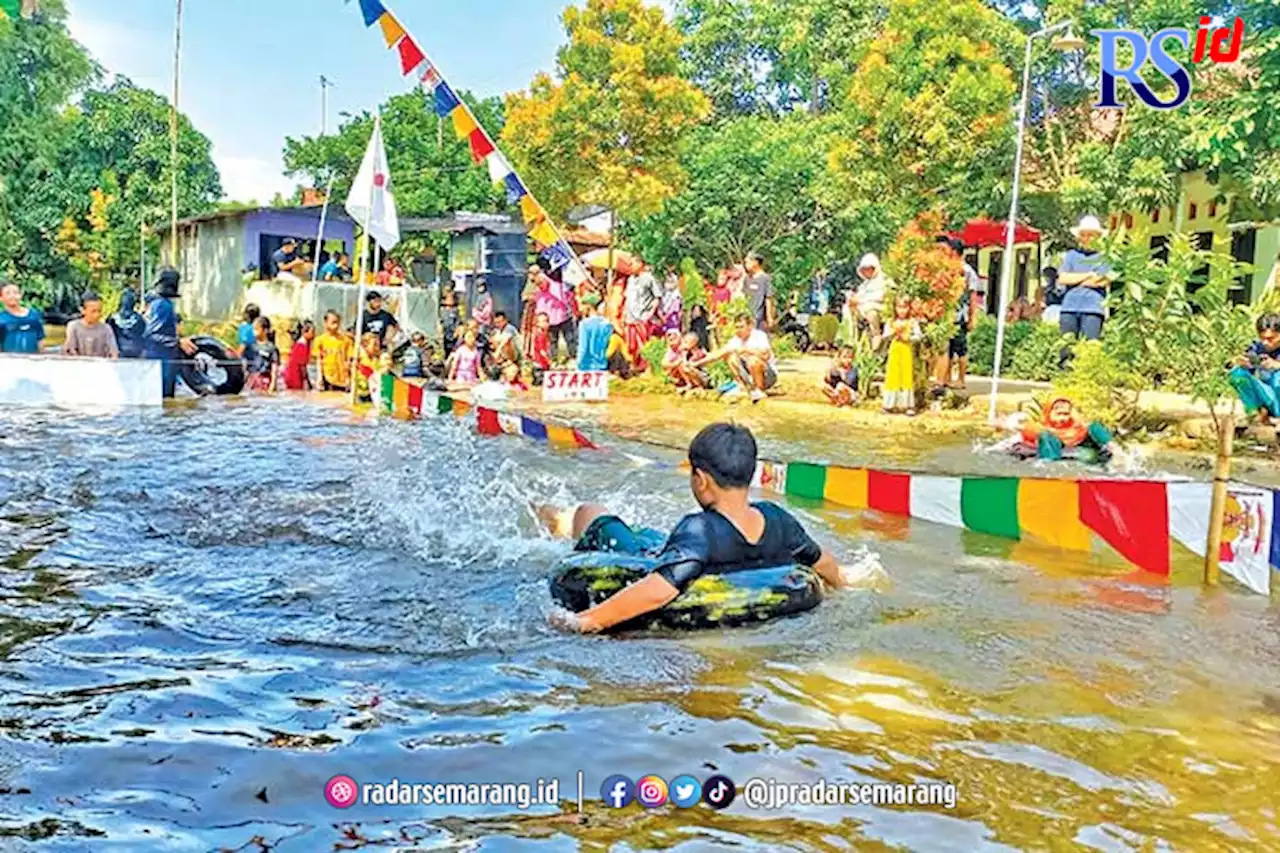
[778,311,812,353]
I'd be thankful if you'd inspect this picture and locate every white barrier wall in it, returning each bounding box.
[0,355,163,408]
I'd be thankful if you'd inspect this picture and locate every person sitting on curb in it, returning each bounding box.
[692,315,777,403]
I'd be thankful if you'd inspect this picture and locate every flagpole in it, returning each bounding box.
[310,75,336,284]
[349,116,381,406]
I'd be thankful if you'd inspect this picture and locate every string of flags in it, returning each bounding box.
[751,459,1277,596]
[352,0,591,287]
[373,371,598,451]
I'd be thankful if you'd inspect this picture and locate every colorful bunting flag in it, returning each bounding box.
[547,425,578,448]
[468,128,495,163]
[541,242,573,272]
[529,219,559,248]
[359,0,387,27]
[1218,487,1273,595]
[477,407,501,436]
[437,394,454,415]
[504,173,527,204]
[434,81,461,117]
[397,36,426,75]
[1079,480,1170,576]
[392,376,411,418]
[486,152,513,184]
[377,12,405,46]
[497,413,523,436]
[868,471,910,516]
[519,195,542,223]
[785,463,827,501]
[452,398,471,416]
[1167,482,1212,556]
[961,478,1020,541]
[420,65,441,93]
[572,429,598,450]
[910,476,963,529]
[1017,479,1090,551]
[450,105,478,139]
[380,373,395,414]
[521,417,548,441]
[824,467,869,509]
[407,383,424,415]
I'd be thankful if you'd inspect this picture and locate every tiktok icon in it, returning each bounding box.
[703,775,736,810]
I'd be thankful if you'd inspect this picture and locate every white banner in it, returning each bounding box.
[541,371,609,402]
[1220,486,1273,596]
[0,354,162,407]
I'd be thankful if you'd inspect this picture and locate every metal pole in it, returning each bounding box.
[169,0,183,266]
[350,116,380,405]
[320,75,331,137]
[311,77,335,284]
[988,33,1036,424]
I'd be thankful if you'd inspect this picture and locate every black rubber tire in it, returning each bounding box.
[793,328,812,353]
[179,336,245,396]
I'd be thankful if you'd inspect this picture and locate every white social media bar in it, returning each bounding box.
[741,778,958,810]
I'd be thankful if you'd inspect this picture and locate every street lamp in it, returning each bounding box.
[987,20,1083,424]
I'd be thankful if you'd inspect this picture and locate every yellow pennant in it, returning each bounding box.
[519,195,542,224]
[530,219,559,247]
[377,12,406,47]
[450,106,478,139]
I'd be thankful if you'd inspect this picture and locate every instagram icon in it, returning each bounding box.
[636,775,668,808]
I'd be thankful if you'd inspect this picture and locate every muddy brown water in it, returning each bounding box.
[0,396,1277,851]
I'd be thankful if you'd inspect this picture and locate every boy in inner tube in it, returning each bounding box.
[541,423,852,634]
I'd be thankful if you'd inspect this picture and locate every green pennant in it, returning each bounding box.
[380,373,395,413]
[961,478,1021,540]
[437,394,454,415]
[785,463,828,501]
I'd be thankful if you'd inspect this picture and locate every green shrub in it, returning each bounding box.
[810,313,839,348]
[1050,340,1144,429]
[640,336,668,377]
[1009,323,1069,382]
[773,333,800,360]
[968,315,1036,376]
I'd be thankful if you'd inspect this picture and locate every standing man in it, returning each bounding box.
[0,281,46,354]
[1058,216,1113,342]
[143,268,197,398]
[742,253,775,331]
[933,237,982,390]
[487,310,521,376]
[576,293,613,372]
[360,291,400,348]
[623,260,663,366]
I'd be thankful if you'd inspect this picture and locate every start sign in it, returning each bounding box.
[542,370,609,402]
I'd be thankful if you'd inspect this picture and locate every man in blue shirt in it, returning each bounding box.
[576,293,612,372]
[1058,216,1113,341]
[271,238,307,281]
[144,268,196,397]
[235,303,260,358]
[0,281,45,354]
[318,252,350,282]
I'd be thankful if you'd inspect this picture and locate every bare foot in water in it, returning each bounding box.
[533,504,575,539]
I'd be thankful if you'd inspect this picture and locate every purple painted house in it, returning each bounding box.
[171,206,356,321]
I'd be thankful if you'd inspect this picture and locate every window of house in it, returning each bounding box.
[1152,208,1160,223]
[1189,202,1198,221]
[1150,234,1170,263]
[1230,228,1257,305]
[1209,201,1218,218]
[1190,231,1214,296]
[1124,213,1134,229]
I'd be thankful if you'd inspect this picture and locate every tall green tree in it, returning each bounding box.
[283,89,505,219]
[501,0,710,220]
[0,0,95,300]
[823,0,1022,231]
[675,0,881,117]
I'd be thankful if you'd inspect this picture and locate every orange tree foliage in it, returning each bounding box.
[500,0,710,220]
[884,211,966,350]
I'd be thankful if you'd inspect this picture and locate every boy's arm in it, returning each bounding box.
[575,573,682,633]
[811,549,844,589]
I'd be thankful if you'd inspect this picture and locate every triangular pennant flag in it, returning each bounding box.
[377,12,405,46]
[486,152,513,184]
[541,242,573,272]
[504,173,527,204]
[359,0,387,27]
[450,105,478,139]
[547,425,579,448]
[572,429,597,450]
[437,394,454,415]
[452,398,471,416]
[420,64,441,93]
[469,128,495,163]
[530,219,559,248]
[476,407,501,436]
[518,195,542,224]
[397,36,426,75]
[392,376,411,418]
[563,261,588,287]
[434,81,461,117]
[380,373,395,414]
[407,383,424,416]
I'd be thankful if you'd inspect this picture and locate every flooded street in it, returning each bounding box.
[1,397,1278,851]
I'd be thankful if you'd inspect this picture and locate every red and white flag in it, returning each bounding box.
[344,114,400,250]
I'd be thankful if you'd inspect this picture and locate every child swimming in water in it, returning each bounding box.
[541,423,850,633]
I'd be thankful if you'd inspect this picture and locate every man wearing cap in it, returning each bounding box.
[1058,216,1114,342]
[271,238,307,282]
[576,292,613,373]
[359,291,400,348]
[143,268,197,398]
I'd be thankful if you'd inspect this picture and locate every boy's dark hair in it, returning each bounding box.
[494,311,507,322]
[323,309,341,323]
[80,291,102,306]
[244,304,261,323]
[688,423,757,488]
[1257,314,1280,334]
[255,316,272,334]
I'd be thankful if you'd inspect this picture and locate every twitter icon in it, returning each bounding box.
[669,775,702,808]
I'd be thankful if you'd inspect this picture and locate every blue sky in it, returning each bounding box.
[66,0,672,202]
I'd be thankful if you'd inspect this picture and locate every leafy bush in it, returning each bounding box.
[640,336,668,377]
[1050,340,1144,429]
[968,315,1036,376]
[773,333,800,360]
[810,313,839,348]
[884,210,966,352]
[679,258,707,310]
[1009,323,1069,382]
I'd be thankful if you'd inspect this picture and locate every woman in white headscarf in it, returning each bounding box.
[846,253,892,350]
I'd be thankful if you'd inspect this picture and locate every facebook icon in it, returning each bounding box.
[600,775,634,808]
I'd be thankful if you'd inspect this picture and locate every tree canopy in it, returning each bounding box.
[501,0,711,220]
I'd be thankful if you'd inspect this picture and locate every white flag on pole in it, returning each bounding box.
[345,114,400,250]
